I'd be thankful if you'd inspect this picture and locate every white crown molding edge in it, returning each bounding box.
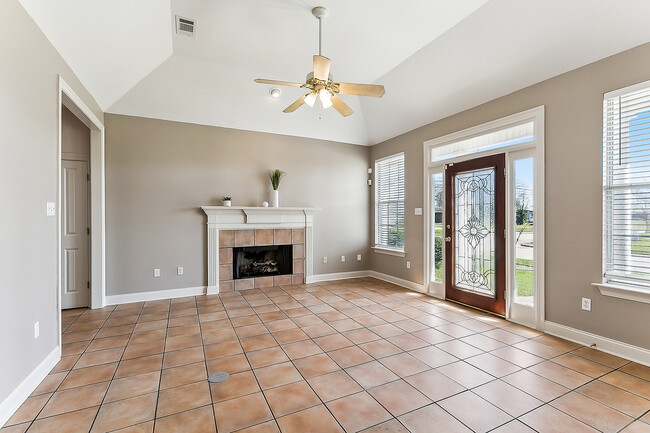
[0,346,60,427]
[105,286,207,305]
[544,321,650,367]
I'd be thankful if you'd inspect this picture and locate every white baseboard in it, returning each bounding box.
[105,286,207,305]
[0,346,60,427]
[306,271,370,284]
[307,270,426,294]
[368,271,426,293]
[544,321,650,367]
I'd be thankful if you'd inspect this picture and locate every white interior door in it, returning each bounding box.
[61,159,89,309]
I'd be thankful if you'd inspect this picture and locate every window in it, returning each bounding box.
[603,81,650,289]
[375,153,405,252]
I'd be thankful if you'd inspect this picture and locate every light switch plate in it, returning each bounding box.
[414,208,423,215]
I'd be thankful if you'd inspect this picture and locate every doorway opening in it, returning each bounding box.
[57,77,106,348]
[61,106,91,309]
[424,107,545,329]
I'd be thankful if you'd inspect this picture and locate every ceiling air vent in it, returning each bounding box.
[176,16,196,37]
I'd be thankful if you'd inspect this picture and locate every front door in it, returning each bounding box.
[445,154,506,316]
[61,159,90,309]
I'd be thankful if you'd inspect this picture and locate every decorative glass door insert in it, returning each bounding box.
[445,154,506,315]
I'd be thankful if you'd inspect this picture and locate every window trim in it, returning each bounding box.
[598,79,650,300]
[374,152,406,253]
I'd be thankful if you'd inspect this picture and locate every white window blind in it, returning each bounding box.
[603,81,650,288]
[375,153,405,250]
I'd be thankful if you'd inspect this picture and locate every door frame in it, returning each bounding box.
[423,106,545,330]
[57,77,106,347]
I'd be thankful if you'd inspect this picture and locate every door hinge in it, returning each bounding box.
[504,167,506,177]
[87,281,90,289]
[87,227,90,235]
[504,229,506,238]
[87,173,90,181]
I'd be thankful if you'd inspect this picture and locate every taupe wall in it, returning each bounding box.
[370,42,650,349]
[62,106,90,155]
[105,115,370,296]
[0,0,103,404]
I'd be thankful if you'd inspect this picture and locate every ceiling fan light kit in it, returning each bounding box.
[254,6,385,117]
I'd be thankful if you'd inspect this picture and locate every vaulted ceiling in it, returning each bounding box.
[19,0,650,145]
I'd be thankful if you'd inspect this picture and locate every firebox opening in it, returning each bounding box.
[233,245,292,279]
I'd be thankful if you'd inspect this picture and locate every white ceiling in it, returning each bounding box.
[19,0,650,145]
[18,0,172,109]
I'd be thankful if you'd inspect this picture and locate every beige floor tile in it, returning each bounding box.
[327,392,392,433]
[264,381,321,417]
[27,406,99,433]
[210,370,260,402]
[154,405,215,433]
[160,361,206,389]
[398,404,472,433]
[213,392,273,433]
[276,405,344,433]
[368,380,431,416]
[307,370,363,402]
[438,391,512,432]
[551,392,633,433]
[156,381,212,418]
[91,393,157,433]
[38,381,108,418]
[104,371,160,403]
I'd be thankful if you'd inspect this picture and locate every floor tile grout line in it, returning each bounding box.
[196,293,227,433]
[43,281,650,433]
[15,306,118,431]
[86,302,148,433]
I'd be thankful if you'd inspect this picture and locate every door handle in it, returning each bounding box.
[445,237,451,242]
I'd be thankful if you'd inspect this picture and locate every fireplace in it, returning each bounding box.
[233,245,292,279]
[201,206,318,293]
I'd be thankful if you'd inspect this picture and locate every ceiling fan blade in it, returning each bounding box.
[337,82,385,98]
[283,95,307,113]
[254,79,303,87]
[313,55,331,81]
[331,95,354,117]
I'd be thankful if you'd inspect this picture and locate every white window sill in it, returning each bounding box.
[591,282,650,304]
[372,247,406,257]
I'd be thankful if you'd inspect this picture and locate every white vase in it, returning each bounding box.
[222,200,231,207]
[271,190,279,207]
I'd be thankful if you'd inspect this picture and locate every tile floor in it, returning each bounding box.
[3,278,650,433]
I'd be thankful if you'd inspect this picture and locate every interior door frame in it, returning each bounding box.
[423,106,545,330]
[444,153,507,316]
[57,77,106,350]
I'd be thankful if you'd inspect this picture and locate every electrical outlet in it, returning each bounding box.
[323,257,328,264]
[581,297,591,311]
[34,322,39,339]
[153,268,161,277]
[357,254,362,261]
[46,202,56,216]
[341,255,345,262]
[177,267,184,276]
[406,261,411,269]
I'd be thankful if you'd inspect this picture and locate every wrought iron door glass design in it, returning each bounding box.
[454,168,496,296]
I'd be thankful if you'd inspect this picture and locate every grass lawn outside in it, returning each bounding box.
[631,233,650,255]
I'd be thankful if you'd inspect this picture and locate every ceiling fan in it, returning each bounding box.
[254,6,385,117]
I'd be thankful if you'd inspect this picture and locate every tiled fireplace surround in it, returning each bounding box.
[202,207,318,295]
[218,228,306,291]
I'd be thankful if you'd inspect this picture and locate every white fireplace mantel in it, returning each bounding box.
[201,206,319,294]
